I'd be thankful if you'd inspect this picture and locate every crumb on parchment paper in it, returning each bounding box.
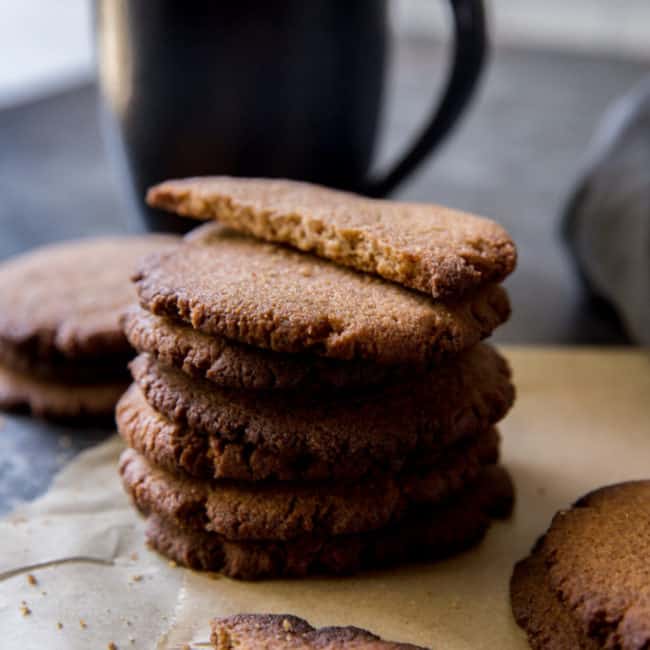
[26,574,38,586]
[19,601,31,616]
[108,642,118,650]
[56,622,63,630]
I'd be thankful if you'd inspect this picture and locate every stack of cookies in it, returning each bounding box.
[118,178,517,580]
[0,235,176,420]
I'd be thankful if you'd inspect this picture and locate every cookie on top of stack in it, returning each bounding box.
[118,177,517,580]
[0,235,177,421]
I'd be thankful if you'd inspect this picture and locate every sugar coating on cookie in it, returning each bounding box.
[134,224,510,364]
[147,176,516,298]
[211,613,429,649]
[511,480,650,649]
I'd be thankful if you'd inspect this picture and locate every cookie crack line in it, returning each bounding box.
[142,465,513,579]
[146,176,516,299]
[133,224,511,364]
[120,344,514,481]
[119,427,500,541]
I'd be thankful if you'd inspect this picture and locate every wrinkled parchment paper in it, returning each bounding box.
[1,347,648,650]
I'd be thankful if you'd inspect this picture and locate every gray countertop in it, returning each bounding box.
[0,43,647,514]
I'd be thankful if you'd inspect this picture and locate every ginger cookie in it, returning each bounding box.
[126,345,514,480]
[121,305,403,391]
[119,429,499,541]
[0,235,177,418]
[511,481,650,649]
[0,235,178,363]
[147,176,516,298]
[116,384,502,481]
[0,342,130,383]
[134,224,510,364]
[211,613,429,649]
[0,363,126,420]
[143,465,514,580]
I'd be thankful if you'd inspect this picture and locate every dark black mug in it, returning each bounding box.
[96,1,487,232]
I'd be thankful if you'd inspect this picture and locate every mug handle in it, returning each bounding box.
[362,0,487,197]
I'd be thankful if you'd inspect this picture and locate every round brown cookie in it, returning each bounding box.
[120,430,499,541]
[511,546,599,650]
[133,223,510,364]
[0,342,131,384]
[0,235,178,363]
[117,384,499,481]
[147,176,517,299]
[211,613,429,650]
[142,465,514,580]
[121,305,409,390]
[127,344,514,478]
[511,481,650,650]
[0,362,127,420]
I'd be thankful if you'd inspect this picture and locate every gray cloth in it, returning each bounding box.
[565,80,650,344]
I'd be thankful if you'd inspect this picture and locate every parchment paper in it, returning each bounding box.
[1,347,648,650]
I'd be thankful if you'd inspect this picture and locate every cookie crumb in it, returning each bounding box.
[56,622,63,630]
[130,552,139,561]
[181,645,191,650]
[282,619,293,632]
[130,574,143,582]
[168,560,178,568]
[108,642,118,650]
[26,574,38,586]
[79,619,87,629]
[19,601,31,616]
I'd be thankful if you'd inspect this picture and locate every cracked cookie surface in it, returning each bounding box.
[122,305,404,390]
[120,428,499,540]
[211,613,429,649]
[142,465,514,579]
[147,176,516,299]
[134,224,510,364]
[125,344,514,480]
[511,481,650,649]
